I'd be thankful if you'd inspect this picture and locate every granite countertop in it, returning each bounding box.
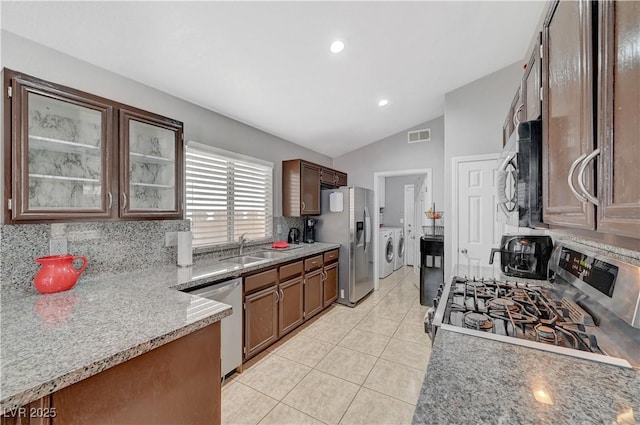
[413,264,640,424]
[0,242,339,412]
[413,329,639,425]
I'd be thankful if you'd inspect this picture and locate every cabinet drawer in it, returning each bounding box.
[304,255,323,272]
[336,172,347,187]
[280,260,303,281]
[244,268,278,294]
[323,249,339,264]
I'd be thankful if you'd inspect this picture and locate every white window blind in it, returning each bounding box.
[185,142,273,247]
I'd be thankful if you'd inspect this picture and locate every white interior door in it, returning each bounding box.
[403,184,415,266]
[456,158,503,268]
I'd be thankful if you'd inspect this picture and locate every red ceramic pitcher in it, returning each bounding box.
[34,255,88,294]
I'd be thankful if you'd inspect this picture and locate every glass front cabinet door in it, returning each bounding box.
[8,73,114,221]
[119,108,183,219]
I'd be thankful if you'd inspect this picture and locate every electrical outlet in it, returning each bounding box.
[276,224,283,234]
[165,232,178,247]
[50,238,67,255]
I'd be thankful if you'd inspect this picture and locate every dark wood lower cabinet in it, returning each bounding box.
[2,323,221,425]
[278,277,304,336]
[243,250,340,360]
[304,270,323,320]
[323,262,338,308]
[244,285,279,359]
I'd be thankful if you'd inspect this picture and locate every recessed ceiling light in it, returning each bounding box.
[378,99,389,107]
[330,40,345,53]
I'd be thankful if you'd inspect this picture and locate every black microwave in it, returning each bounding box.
[496,119,546,228]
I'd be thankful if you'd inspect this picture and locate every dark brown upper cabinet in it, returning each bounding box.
[3,69,184,223]
[502,87,522,147]
[282,159,347,217]
[320,168,347,188]
[523,33,542,121]
[283,159,321,216]
[4,70,114,222]
[119,107,183,219]
[596,1,640,239]
[542,0,596,230]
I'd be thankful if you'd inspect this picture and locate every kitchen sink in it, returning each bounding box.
[221,255,268,267]
[251,250,289,259]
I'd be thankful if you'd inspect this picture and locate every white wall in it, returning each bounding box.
[0,30,332,217]
[383,175,424,227]
[443,61,523,276]
[333,115,444,208]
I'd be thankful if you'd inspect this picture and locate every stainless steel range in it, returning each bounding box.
[428,241,640,369]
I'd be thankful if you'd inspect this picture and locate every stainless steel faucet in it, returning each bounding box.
[238,233,248,255]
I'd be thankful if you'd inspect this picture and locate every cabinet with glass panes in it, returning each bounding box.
[119,107,183,218]
[3,69,183,222]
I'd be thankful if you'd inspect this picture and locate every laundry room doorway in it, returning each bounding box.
[372,168,432,291]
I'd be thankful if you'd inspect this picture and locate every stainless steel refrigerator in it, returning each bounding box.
[316,187,375,306]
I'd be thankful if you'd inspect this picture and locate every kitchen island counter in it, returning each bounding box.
[412,328,639,424]
[0,242,339,413]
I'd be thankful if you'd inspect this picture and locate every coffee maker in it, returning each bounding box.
[303,218,316,243]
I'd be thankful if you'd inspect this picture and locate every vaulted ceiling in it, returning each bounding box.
[1,1,545,157]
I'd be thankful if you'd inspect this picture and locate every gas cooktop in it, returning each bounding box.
[445,277,602,353]
[428,242,640,369]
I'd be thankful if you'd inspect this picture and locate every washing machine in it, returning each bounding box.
[379,229,394,279]
[392,228,405,270]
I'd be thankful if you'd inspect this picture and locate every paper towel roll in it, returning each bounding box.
[177,231,193,267]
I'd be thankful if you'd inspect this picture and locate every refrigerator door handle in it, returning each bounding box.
[363,206,371,253]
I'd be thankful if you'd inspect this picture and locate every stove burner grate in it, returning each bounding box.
[487,298,520,312]
[534,324,563,345]
[463,312,494,331]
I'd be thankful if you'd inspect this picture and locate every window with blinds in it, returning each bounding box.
[185,142,273,247]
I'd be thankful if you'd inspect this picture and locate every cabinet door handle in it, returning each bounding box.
[567,154,588,204]
[301,201,306,212]
[107,192,113,209]
[275,289,280,303]
[577,148,600,206]
[122,193,128,210]
[280,289,284,301]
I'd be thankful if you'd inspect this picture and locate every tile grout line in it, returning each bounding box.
[336,271,422,423]
[227,267,423,424]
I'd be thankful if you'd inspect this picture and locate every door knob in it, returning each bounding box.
[461,249,468,254]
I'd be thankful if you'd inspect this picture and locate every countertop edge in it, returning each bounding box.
[0,307,231,412]
[1,243,341,411]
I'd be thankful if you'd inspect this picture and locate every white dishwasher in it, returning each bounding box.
[185,278,242,378]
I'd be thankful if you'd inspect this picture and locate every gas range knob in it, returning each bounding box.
[437,287,443,297]
[433,297,439,308]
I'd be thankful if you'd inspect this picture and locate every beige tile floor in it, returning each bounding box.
[222,266,432,425]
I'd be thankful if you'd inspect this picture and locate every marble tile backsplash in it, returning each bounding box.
[274,216,304,242]
[0,220,189,290]
[0,216,305,290]
[549,231,640,266]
